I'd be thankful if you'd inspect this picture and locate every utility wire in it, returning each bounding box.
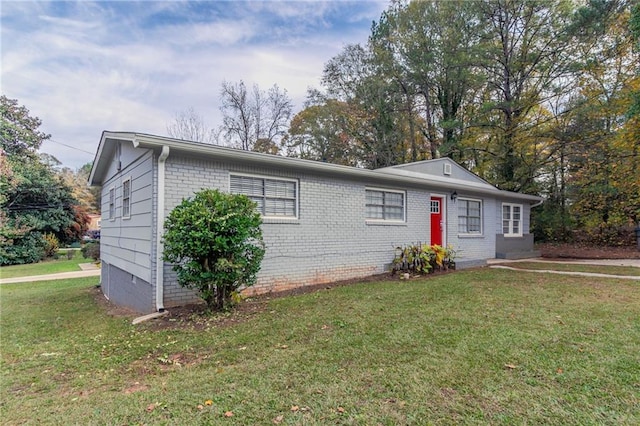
[47,138,95,156]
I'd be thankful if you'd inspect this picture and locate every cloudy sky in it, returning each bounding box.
[1,0,388,169]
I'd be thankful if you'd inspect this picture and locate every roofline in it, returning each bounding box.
[90,131,542,203]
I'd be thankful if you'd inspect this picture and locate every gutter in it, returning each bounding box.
[154,145,170,312]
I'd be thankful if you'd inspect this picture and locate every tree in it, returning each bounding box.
[162,189,265,311]
[218,80,293,153]
[0,95,51,157]
[284,99,360,166]
[0,97,86,265]
[166,107,215,143]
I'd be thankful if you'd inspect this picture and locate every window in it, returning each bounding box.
[502,203,522,237]
[122,178,131,219]
[430,200,440,213]
[108,187,115,220]
[458,198,482,234]
[230,174,297,218]
[366,189,405,221]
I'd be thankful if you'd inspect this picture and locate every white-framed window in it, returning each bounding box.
[122,177,131,219]
[365,188,405,222]
[502,203,522,237]
[458,198,482,234]
[108,187,115,220]
[230,174,298,218]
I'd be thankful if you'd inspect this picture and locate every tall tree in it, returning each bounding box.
[166,107,215,143]
[0,97,87,265]
[218,80,293,153]
[468,0,577,192]
[0,95,50,157]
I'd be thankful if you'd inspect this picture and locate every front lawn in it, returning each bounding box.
[0,253,93,279]
[1,270,638,424]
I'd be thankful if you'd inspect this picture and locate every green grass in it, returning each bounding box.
[1,270,639,425]
[495,261,640,276]
[0,253,91,279]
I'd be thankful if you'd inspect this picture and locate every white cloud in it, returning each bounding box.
[1,0,388,169]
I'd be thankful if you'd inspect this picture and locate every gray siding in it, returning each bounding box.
[100,150,154,283]
[389,158,490,185]
[445,194,497,263]
[159,154,497,306]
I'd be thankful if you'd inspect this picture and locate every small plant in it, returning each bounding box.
[82,242,100,261]
[43,233,59,258]
[392,243,457,275]
[66,250,75,260]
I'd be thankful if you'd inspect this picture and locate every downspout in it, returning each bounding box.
[155,146,170,312]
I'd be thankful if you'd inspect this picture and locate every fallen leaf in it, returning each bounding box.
[337,407,345,413]
[291,405,299,412]
[279,345,288,349]
[321,324,328,330]
[197,404,204,410]
[504,364,517,370]
[146,403,156,412]
[224,411,234,417]
[205,400,213,406]
[273,415,284,424]
[557,368,563,374]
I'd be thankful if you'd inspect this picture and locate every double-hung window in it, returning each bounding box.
[230,174,297,218]
[458,198,482,234]
[502,203,522,237]
[122,178,131,219]
[365,189,405,221]
[108,187,115,220]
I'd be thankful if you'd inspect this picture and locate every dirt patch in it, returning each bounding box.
[537,243,640,259]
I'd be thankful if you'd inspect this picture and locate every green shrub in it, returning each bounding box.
[162,189,265,311]
[0,232,46,266]
[81,242,100,261]
[43,233,59,258]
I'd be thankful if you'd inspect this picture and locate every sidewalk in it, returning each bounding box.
[487,257,640,280]
[0,263,101,285]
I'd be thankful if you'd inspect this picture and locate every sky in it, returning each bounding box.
[1,0,388,169]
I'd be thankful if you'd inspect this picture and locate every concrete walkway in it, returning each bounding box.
[487,258,640,280]
[0,263,101,284]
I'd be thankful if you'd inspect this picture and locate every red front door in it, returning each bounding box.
[430,196,443,246]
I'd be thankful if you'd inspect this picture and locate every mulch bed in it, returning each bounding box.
[537,243,640,259]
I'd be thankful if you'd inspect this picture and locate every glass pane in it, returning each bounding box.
[385,192,403,206]
[513,222,520,234]
[513,206,521,220]
[265,179,295,198]
[459,216,468,233]
[366,205,384,219]
[385,206,404,220]
[503,220,510,234]
[366,190,383,205]
[231,176,264,196]
[265,198,295,217]
[503,205,511,220]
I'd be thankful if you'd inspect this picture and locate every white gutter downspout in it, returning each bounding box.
[155,146,170,312]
